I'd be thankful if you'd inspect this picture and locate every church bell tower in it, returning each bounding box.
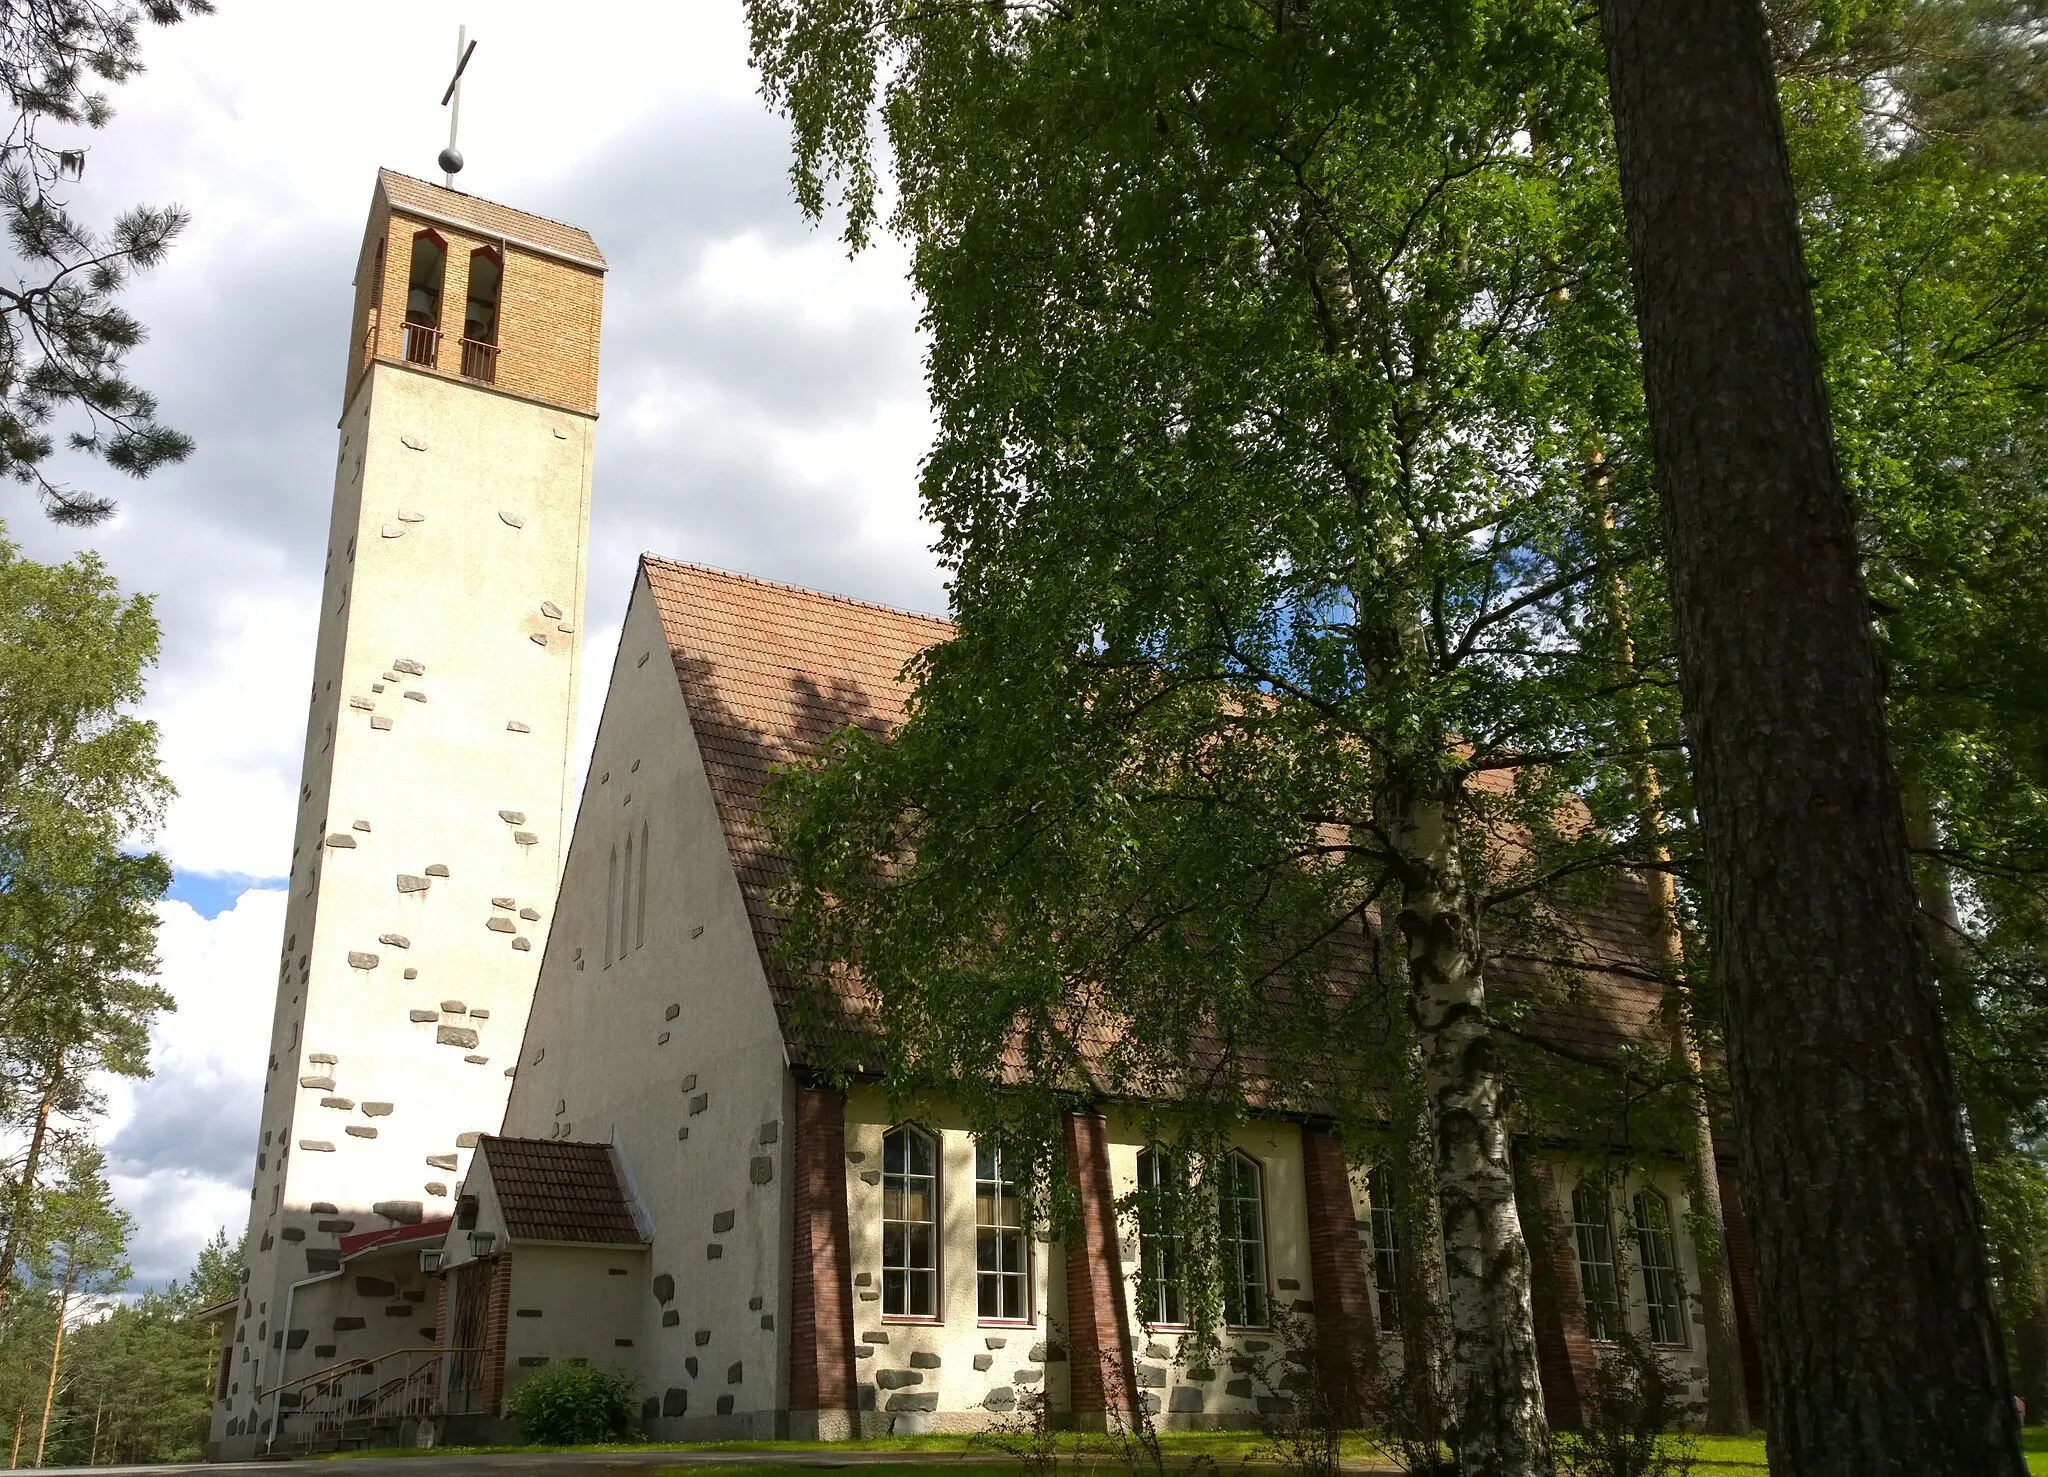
[214,172,604,1454]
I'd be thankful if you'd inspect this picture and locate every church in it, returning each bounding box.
[211,173,1765,1458]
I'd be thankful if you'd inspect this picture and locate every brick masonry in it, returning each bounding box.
[1715,1167,1768,1418]
[1300,1126,1379,1421]
[790,1085,858,1414]
[1061,1109,1137,1423]
[1521,1156,1597,1431]
[346,181,604,418]
[480,1255,512,1415]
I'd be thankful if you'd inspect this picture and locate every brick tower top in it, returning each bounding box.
[343,170,607,417]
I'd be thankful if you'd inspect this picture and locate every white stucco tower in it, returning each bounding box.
[214,172,605,1452]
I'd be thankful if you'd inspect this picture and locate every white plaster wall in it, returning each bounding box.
[504,567,794,1434]
[501,1245,651,1397]
[225,359,593,1447]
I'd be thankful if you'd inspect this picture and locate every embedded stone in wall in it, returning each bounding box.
[437,1026,479,1048]
[530,633,547,648]
[346,1126,377,1138]
[506,721,529,733]
[519,907,540,921]
[1014,1369,1043,1386]
[679,1074,697,1092]
[759,1122,780,1145]
[382,524,404,539]
[661,1311,679,1327]
[472,1008,490,1019]
[486,918,515,934]
[442,999,468,1013]
[716,1396,734,1416]
[332,1317,365,1331]
[690,1094,708,1115]
[541,601,563,620]
[1187,1365,1216,1382]
[352,819,371,832]
[499,810,526,824]
[308,1057,337,1068]
[983,1387,1015,1411]
[642,1397,659,1421]
[360,1104,393,1121]
[1276,1278,1300,1291]
[726,1363,742,1385]
[663,1388,687,1418]
[685,1357,699,1377]
[516,1309,542,1319]
[398,509,425,522]
[706,1244,722,1259]
[1225,1379,1253,1399]
[859,1170,881,1185]
[299,1139,335,1152]
[404,691,426,703]
[287,1330,309,1351]
[1169,1388,1205,1414]
[973,1354,993,1372]
[504,1068,515,1078]
[465,1054,488,1064]
[712,1211,734,1233]
[657,1033,670,1046]
[1029,1342,1065,1361]
[410,1010,439,1023]
[863,1332,889,1345]
[350,696,374,711]
[665,1005,680,1021]
[320,1096,353,1110]
[277,1229,299,1244]
[652,1274,675,1303]
[356,1277,396,1298]
[426,1154,458,1171]
[397,874,430,893]
[513,937,530,951]
[677,1127,688,1140]
[456,1132,482,1147]
[694,1330,711,1346]
[1134,1365,1166,1388]
[426,863,450,877]
[374,1200,424,1224]
[426,1181,448,1196]
[311,1201,337,1214]
[325,833,357,849]
[371,717,393,731]
[886,1393,937,1413]
[983,1336,1003,1348]
[379,934,410,949]
[854,1347,873,1360]
[395,658,424,675]
[347,952,378,970]
[910,1353,941,1370]
[498,511,524,529]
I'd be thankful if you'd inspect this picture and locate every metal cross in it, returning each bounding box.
[439,26,477,187]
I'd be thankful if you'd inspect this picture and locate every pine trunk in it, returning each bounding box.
[1596,1,2021,1472]
[1395,779,1548,1477]
[0,1058,64,1322]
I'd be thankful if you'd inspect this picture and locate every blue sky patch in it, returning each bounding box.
[166,870,287,921]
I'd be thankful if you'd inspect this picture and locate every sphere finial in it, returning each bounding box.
[438,146,464,178]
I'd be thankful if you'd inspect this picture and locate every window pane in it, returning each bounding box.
[910,1270,935,1318]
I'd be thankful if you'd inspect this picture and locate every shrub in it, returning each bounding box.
[503,1362,637,1446]
[1552,1330,1697,1477]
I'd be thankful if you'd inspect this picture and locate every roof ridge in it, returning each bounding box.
[377,168,600,251]
[641,553,953,629]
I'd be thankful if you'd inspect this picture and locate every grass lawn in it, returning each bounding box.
[322,1424,2048,1472]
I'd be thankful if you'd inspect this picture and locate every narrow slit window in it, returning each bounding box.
[882,1126,938,1318]
[620,833,633,961]
[1633,1188,1689,1346]
[1135,1147,1186,1327]
[1571,1181,1621,1340]
[974,1140,1027,1321]
[604,847,616,967]
[1219,1151,1269,1328]
[635,820,649,950]
[461,246,501,381]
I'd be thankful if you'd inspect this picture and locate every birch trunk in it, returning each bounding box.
[1395,1050,1452,1438]
[1395,778,1548,1477]
[33,1268,74,1467]
[0,1058,65,1322]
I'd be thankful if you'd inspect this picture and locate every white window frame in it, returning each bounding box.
[1219,1150,1270,1329]
[974,1139,1030,1323]
[881,1125,939,1320]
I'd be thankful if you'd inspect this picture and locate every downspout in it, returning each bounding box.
[262,1265,344,1454]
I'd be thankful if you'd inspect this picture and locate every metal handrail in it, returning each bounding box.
[402,321,441,367]
[271,1346,472,1450]
[460,337,498,383]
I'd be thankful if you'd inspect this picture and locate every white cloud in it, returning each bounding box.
[11,0,942,1287]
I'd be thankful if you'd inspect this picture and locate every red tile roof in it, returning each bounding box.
[640,556,1669,1100]
[378,170,605,269]
[476,1137,644,1245]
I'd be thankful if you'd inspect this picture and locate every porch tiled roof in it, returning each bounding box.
[476,1137,644,1245]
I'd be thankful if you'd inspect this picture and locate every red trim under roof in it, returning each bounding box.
[339,1217,452,1260]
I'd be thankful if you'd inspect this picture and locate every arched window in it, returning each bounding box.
[974,1139,1027,1321]
[403,230,446,366]
[1219,1151,1269,1327]
[461,246,501,382]
[603,846,616,968]
[1632,1188,1689,1346]
[1367,1166,1402,1332]
[1135,1147,1186,1326]
[882,1126,938,1318]
[635,820,649,950]
[1570,1180,1621,1340]
[620,831,634,961]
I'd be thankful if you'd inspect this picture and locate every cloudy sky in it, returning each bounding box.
[6,1,941,1288]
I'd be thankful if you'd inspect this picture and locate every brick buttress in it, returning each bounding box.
[1300,1125,1380,1422]
[790,1085,859,1422]
[1062,1108,1138,1426]
[1521,1157,1598,1430]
